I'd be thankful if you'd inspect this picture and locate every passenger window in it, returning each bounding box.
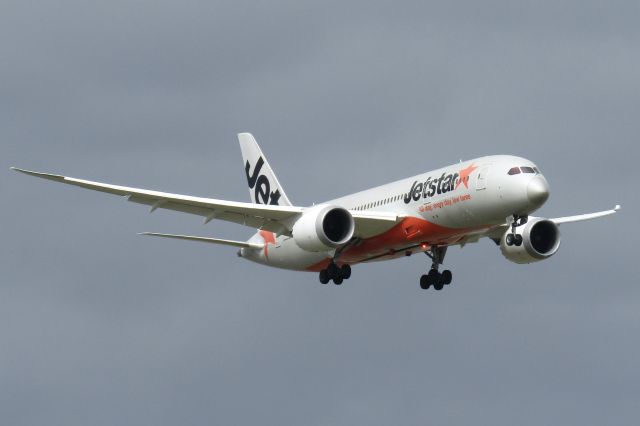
[508,167,520,175]
[521,166,535,174]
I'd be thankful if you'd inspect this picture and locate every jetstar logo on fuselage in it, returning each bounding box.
[403,163,477,204]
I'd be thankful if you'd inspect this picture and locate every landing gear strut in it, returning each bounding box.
[420,246,453,290]
[318,239,357,286]
[319,262,351,285]
[505,214,527,246]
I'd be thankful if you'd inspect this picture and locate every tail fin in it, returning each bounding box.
[238,133,292,206]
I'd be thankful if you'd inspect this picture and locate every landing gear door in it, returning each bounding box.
[476,166,489,191]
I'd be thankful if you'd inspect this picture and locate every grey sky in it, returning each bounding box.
[2,1,638,425]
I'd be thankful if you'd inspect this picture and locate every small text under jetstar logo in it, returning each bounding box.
[245,157,282,205]
[404,163,477,204]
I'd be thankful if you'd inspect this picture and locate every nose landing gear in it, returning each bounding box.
[420,246,452,290]
[505,214,527,247]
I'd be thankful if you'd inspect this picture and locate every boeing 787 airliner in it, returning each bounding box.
[12,133,620,290]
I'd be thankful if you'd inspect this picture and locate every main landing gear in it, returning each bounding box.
[319,262,352,285]
[420,246,452,290]
[505,214,528,247]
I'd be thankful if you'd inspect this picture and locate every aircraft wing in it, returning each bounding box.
[550,205,621,225]
[11,168,403,237]
[476,204,622,244]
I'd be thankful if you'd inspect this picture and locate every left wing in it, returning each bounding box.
[11,168,403,237]
[476,204,621,244]
[550,205,621,225]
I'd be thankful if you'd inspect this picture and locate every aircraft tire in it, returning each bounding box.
[514,234,523,246]
[333,275,343,285]
[341,264,351,280]
[441,270,452,285]
[506,233,515,246]
[327,263,339,279]
[319,269,329,284]
[420,274,430,289]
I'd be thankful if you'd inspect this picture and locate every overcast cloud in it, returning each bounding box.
[1,1,638,425]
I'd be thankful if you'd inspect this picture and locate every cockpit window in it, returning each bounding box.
[521,166,535,174]
[533,167,540,174]
[508,167,521,175]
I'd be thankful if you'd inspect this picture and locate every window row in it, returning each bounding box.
[353,194,406,211]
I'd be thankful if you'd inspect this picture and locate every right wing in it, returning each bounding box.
[12,167,304,234]
[12,168,403,238]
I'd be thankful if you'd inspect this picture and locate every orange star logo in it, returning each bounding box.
[259,230,276,260]
[455,163,477,189]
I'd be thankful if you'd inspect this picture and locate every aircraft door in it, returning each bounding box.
[476,166,489,190]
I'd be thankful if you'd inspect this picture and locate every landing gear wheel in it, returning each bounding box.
[340,264,351,280]
[327,263,339,279]
[506,233,515,246]
[319,269,329,284]
[514,234,523,246]
[433,279,444,291]
[422,245,454,291]
[420,274,430,289]
[333,275,343,285]
[507,214,528,247]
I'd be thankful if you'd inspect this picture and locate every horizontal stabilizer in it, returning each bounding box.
[139,232,263,249]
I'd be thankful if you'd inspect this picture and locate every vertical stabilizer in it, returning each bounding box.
[238,133,292,206]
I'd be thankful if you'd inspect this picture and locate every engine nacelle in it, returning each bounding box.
[500,218,561,264]
[292,205,355,252]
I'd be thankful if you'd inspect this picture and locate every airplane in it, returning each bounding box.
[12,133,620,290]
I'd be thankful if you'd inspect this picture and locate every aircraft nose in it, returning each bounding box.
[527,176,549,206]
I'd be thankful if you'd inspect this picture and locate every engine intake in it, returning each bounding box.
[500,218,561,264]
[292,205,355,252]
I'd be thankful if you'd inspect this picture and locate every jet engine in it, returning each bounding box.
[500,218,561,264]
[292,204,355,252]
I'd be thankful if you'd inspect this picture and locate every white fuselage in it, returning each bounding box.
[240,155,550,271]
